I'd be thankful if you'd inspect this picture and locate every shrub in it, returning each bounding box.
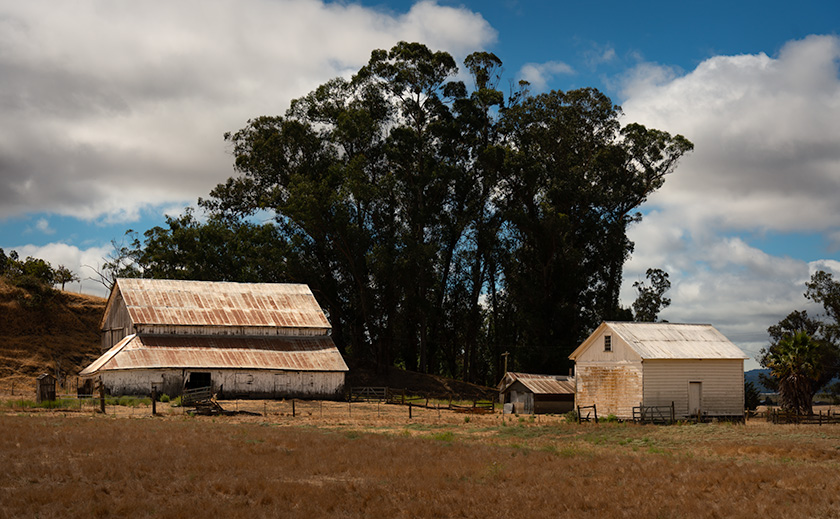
[160,394,171,403]
[564,410,578,423]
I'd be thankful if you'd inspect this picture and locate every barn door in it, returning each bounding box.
[688,382,702,416]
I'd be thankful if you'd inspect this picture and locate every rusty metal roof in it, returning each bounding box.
[498,372,575,395]
[80,333,348,376]
[569,322,748,360]
[107,279,330,330]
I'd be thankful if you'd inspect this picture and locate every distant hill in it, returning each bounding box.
[745,368,772,392]
[0,279,105,390]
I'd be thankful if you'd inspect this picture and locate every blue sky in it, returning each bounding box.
[2,0,840,367]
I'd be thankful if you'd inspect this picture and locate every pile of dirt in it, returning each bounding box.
[0,279,105,389]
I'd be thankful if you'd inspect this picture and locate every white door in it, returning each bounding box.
[688,382,702,415]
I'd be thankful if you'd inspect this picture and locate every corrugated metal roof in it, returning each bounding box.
[605,322,748,360]
[499,372,575,395]
[111,279,330,330]
[80,334,348,376]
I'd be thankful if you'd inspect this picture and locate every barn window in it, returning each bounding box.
[604,335,612,352]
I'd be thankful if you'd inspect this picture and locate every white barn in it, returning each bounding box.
[569,322,748,420]
[80,279,348,399]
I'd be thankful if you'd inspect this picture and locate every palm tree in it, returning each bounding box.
[765,331,822,414]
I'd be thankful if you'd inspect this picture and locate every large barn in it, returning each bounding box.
[569,322,748,420]
[80,279,348,399]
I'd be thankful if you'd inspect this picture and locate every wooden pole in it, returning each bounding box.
[409,402,412,419]
[151,389,157,416]
[98,382,105,414]
[292,399,296,417]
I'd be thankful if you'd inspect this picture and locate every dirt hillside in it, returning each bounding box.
[0,279,105,390]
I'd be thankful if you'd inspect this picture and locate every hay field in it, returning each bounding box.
[2,402,840,518]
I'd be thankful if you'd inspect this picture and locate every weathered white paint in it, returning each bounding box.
[571,323,746,419]
[643,360,744,417]
[574,361,643,419]
[101,369,345,399]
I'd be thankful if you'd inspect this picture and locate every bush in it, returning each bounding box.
[604,414,619,423]
[564,410,578,423]
[160,394,171,403]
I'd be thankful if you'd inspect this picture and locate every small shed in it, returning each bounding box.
[569,322,748,420]
[498,372,575,415]
[36,373,56,403]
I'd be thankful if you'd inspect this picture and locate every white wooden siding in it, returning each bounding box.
[642,359,744,417]
[102,369,345,399]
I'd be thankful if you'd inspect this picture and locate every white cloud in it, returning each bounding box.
[618,35,840,368]
[518,61,574,92]
[0,0,496,223]
[13,242,112,297]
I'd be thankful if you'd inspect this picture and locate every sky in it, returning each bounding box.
[2,0,840,368]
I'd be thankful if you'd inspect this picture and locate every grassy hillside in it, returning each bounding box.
[0,279,104,390]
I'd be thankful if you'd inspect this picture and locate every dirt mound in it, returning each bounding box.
[0,279,105,389]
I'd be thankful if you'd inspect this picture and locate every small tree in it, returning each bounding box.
[54,265,79,291]
[632,268,671,322]
[744,381,761,411]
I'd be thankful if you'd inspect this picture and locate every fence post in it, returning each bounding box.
[151,389,157,416]
[292,399,296,417]
[671,401,675,424]
[409,402,412,419]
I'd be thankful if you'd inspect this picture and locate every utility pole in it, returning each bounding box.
[501,351,510,375]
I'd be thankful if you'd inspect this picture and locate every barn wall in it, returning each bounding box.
[574,361,643,419]
[101,291,134,352]
[642,359,745,417]
[101,369,346,399]
[134,325,331,337]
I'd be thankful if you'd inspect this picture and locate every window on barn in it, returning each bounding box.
[604,335,612,352]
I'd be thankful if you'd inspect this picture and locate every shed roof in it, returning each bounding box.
[103,279,330,330]
[80,333,348,376]
[569,322,749,360]
[499,372,575,395]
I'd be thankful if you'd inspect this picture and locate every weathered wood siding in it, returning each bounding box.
[101,290,134,352]
[642,359,745,417]
[133,325,330,337]
[101,369,346,399]
[573,328,644,419]
[575,362,642,419]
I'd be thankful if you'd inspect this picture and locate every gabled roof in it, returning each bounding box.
[102,279,330,330]
[569,322,749,360]
[498,372,575,395]
[80,333,348,376]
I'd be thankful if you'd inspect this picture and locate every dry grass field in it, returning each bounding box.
[2,399,840,518]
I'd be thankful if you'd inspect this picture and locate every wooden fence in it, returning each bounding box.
[766,408,840,425]
[633,403,676,424]
[349,386,496,413]
[577,404,597,423]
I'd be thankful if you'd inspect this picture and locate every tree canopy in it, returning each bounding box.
[759,271,840,412]
[126,42,693,384]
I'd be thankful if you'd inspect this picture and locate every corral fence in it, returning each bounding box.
[633,402,676,424]
[766,408,840,425]
[349,386,496,413]
[577,404,598,423]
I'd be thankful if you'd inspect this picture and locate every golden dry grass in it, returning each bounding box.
[1,402,840,518]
